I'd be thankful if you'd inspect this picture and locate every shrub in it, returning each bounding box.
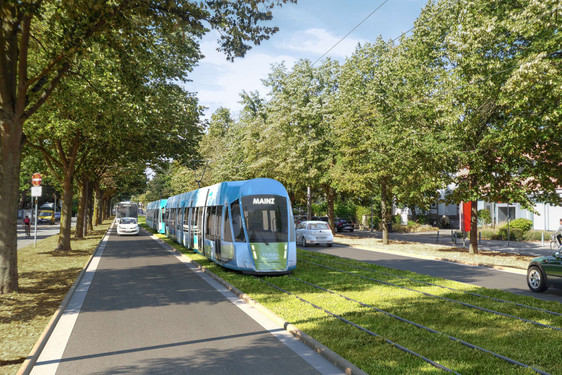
[479,229,496,240]
[335,201,357,220]
[478,209,492,226]
[497,227,524,241]
[500,218,533,232]
[523,230,550,241]
[418,215,429,224]
[356,206,381,230]
[392,214,403,225]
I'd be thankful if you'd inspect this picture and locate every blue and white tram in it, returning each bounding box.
[146,199,168,234]
[164,178,297,274]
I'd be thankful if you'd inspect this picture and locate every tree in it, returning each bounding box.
[1,0,296,293]
[332,31,451,244]
[438,0,562,253]
[262,59,340,229]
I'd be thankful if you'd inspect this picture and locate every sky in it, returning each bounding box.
[186,0,426,120]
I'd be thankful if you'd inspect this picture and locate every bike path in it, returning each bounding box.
[29,227,344,375]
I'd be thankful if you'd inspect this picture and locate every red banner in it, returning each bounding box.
[462,201,471,232]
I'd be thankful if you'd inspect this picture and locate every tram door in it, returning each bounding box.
[196,207,204,252]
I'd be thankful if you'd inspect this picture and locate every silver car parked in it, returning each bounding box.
[296,220,333,247]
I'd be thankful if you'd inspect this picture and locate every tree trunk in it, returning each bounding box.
[0,119,24,293]
[87,184,94,234]
[381,182,389,245]
[57,167,75,251]
[94,183,103,226]
[306,186,312,221]
[75,177,88,239]
[469,200,479,254]
[326,185,335,233]
[409,204,418,222]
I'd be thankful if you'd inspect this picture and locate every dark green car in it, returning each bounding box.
[527,249,562,292]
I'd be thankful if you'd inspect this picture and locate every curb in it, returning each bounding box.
[16,225,113,375]
[148,231,367,375]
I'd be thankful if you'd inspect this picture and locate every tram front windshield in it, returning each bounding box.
[241,195,288,243]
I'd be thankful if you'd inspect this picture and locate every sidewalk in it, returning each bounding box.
[341,230,556,258]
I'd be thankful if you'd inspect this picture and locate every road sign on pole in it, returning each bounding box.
[31,186,42,197]
[32,173,42,186]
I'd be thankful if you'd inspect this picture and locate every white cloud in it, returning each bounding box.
[280,28,365,59]
[189,38,297,118]
[188,27,363,119]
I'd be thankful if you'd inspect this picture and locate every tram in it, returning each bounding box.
[161,178,296,274]
[115,201,138,220]
[146,199,167,234]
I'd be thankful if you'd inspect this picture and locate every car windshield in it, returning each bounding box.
[39,211,51,217]
[120,218,137,225]
[241,195,288,243]
[308,223,329,230]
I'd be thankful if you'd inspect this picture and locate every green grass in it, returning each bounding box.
[0,220,113,375]
[145,224,562,375]
[3,219,560,375]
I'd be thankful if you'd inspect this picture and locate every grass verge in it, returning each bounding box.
[0,220,112,375]
[145,225,561,374]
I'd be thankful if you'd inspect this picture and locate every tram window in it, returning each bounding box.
[231,200,246,242]
[182,208,188,229]
[241,195,288,243]
[206,206,215,239]
[223,206,233,242]
[215,206,222,239]
[191,207,198,235]
[197,207,204,236]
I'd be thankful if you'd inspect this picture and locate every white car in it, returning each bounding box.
[296,220,333,247]
[116,217,140,236]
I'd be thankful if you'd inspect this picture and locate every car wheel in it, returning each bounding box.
[350,229,354,232]
[301,237,307,247]
[327,243,333,247]
[527,266,547,292]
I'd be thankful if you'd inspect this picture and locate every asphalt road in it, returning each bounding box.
[17,223,61,249]
[31,228,343,375]
[305,244,562,303]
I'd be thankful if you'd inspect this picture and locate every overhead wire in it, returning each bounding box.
[311,0,390,66]
[345,3,562,120]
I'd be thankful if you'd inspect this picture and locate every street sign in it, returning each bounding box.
[32,173,42,186]
[31,186,42,197]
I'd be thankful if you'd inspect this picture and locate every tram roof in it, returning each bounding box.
[146,199,168,210]
[165,178,287,209]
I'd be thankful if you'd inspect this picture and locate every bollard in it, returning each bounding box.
[479,232,481,245]
[541,232,544,246]
[436,230,439,243]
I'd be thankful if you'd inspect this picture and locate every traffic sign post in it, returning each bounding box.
[31,173,42,247]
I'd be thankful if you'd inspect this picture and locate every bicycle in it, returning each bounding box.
[549,233,561,250]
[24,224,31,238]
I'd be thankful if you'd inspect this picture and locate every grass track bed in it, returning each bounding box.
[147,227,562,374]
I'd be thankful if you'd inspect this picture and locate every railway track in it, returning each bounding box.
[299,252,562,317]
[247,252,562,374]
